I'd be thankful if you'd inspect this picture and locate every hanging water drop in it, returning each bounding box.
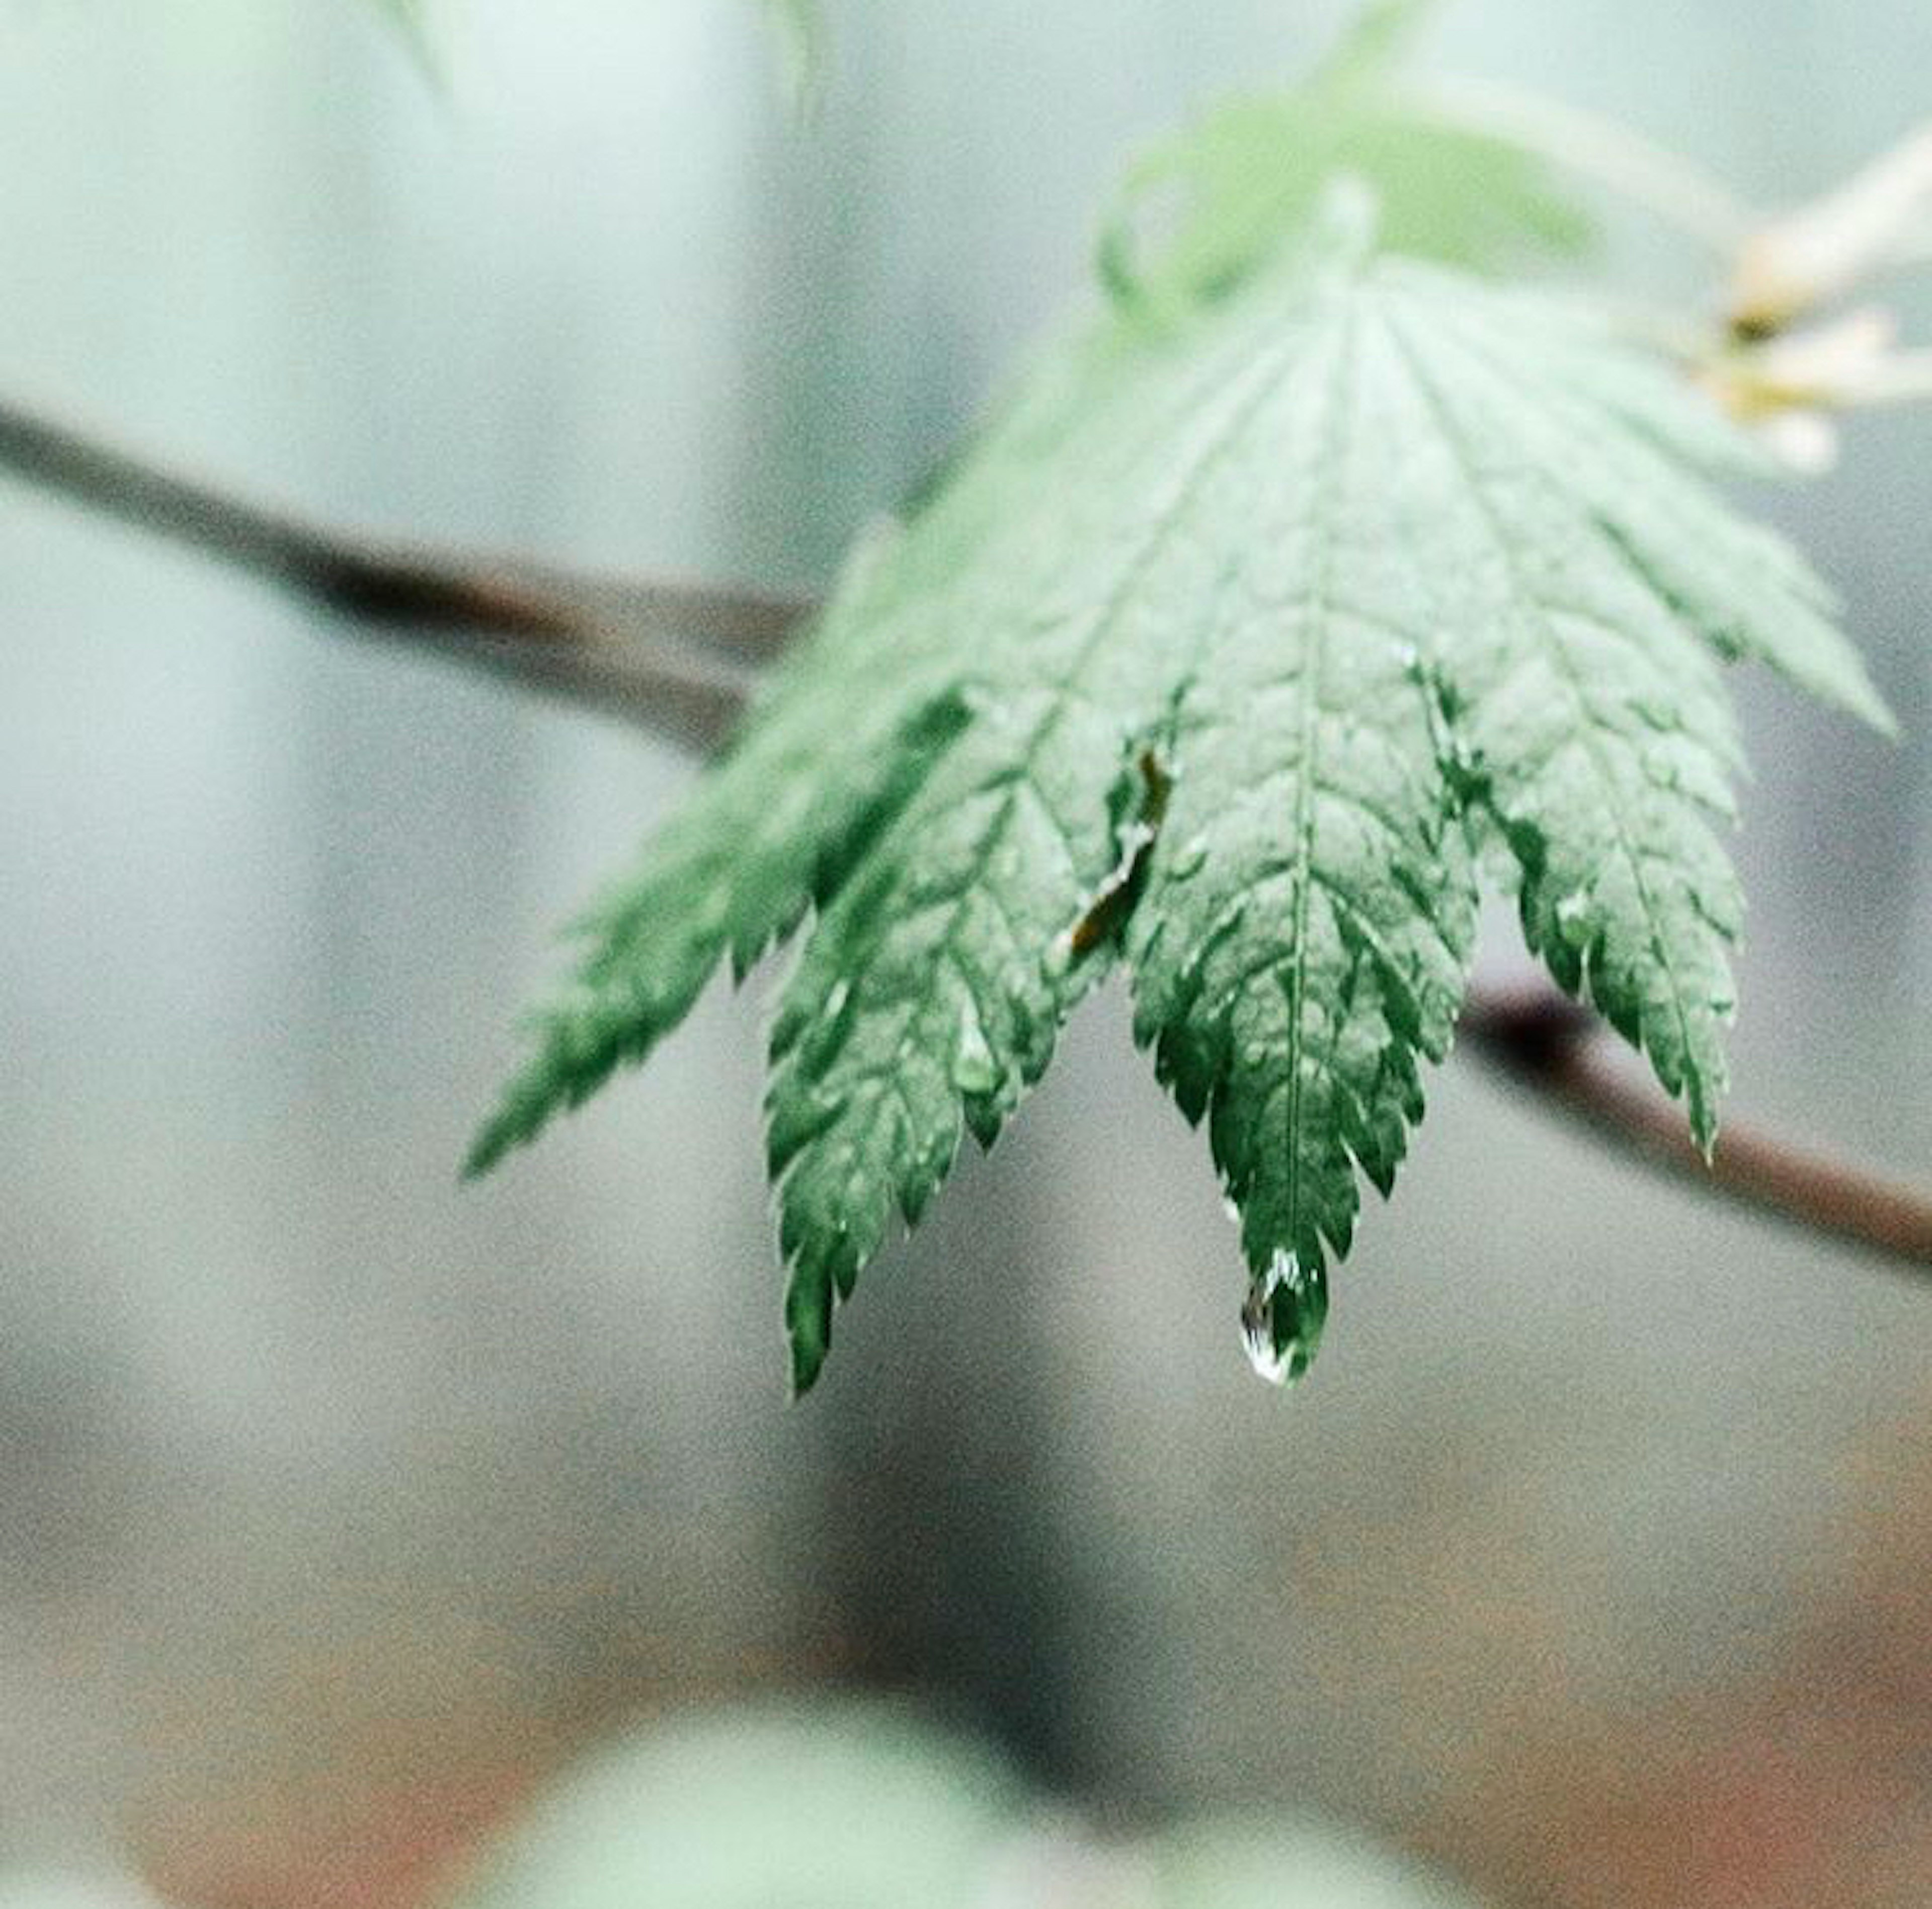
[1238,1249,1325,1388]
[1167,834,1209,880]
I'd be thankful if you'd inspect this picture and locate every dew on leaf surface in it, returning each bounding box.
[1167,834,1209,880]
[949,995,1000,1095]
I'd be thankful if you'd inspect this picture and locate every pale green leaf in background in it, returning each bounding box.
[1098,0,1594,323]
[439,1703,1494,1909]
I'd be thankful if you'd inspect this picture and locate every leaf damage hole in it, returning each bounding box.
[1069,748,1174,961]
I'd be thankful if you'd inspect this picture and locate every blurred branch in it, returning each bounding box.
[0,397,807,750]
[3,390,1928,1279]
[1463,989,1932,1272]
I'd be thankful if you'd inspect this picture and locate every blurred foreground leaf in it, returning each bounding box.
[444,1703,1025,1909]
[1150,1818,1489,1908]
[0,1880,162,1909]
[440,1702,1494,1908]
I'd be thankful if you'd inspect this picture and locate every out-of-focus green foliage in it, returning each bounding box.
[439,1702,1493,1907]
[758,0,826,108]
[1098,0,1593,322]
[0,1880,160,1909]
[1149,1820,1489,1908]
[444,1703,1026,1909]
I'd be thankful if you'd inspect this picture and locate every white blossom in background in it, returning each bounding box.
[1730,123,1932,331]
[1700,306,1926,470]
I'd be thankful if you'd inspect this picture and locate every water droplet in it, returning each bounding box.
[822,978,851,1022]
[1238,1249,1325,1388]
[1168,835,1209,880]
[950,996,1000,1095]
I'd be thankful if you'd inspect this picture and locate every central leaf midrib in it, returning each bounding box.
[1278,304,1360,1265]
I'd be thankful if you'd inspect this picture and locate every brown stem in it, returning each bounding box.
[0,398,808,750]
[4,392,1929,1277]
[1461,987,1932,1270]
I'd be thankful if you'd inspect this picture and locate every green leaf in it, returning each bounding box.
[1149,1813,1493,1907]
[474,202,1886,1394]
[446,1704,1027,1909]
[1099,1,1592,322]
[438,1701,1488,1909]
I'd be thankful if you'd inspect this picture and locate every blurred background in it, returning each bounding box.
[1,2,1929,1904]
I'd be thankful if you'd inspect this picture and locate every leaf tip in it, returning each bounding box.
[1852,678,1901,740]
[1689,1100,1721,1165]
[785,1272,832,1397]
[460,1112,520,1183]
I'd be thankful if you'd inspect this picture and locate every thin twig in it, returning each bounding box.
[0,399,808,749]
[3,391,1928,1277]
[1462,988,1932,1270]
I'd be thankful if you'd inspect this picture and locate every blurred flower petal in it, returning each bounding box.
[1731,124,1932,330]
